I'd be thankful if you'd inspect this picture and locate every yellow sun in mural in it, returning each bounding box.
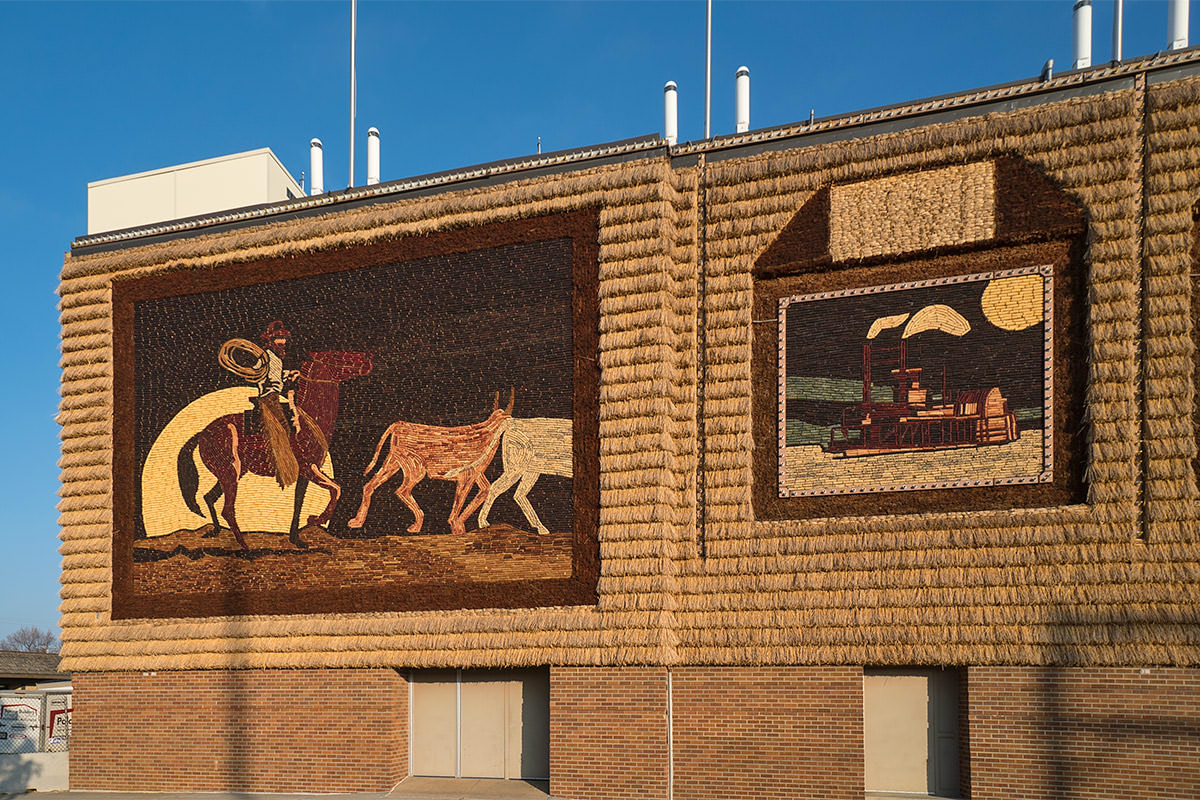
[980,273,1043,331]
[140,387,333,538]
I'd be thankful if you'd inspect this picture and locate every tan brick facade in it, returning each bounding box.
[968,667,1200,800]
[549,667,670,800]
[672,666,864,800]
[69,665,1200,799]
[70,670,408,792]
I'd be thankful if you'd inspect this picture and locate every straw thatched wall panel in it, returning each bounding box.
[679,86,1197,666]
[57,76,1200,669]
[1145,75,1200,544]
[58,156,705,671]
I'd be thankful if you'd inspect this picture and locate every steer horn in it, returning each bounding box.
[505,388,515,415]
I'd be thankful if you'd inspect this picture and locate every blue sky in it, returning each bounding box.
[0,0,1184,641]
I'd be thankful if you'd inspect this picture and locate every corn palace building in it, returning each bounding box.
[58,47,1200,800]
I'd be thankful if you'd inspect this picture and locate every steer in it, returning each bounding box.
[347,390,514,534]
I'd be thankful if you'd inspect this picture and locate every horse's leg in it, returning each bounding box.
[305,462,340,528]
[513,471,548,535]
[393,462,427,533]
[456,472,492,534]
[477,467,519,529]
[202,482,223,537]
[347,454,402,529]
[217,472,248,550]
[289,476,310,545]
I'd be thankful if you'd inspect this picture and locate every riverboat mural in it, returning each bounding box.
[778,266,1052,497]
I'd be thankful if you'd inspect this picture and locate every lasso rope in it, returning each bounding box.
[217,338,268,383]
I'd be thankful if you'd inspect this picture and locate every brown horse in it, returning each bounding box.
[177,350,373,549]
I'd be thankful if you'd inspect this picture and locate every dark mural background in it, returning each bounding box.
[132,237,575,539]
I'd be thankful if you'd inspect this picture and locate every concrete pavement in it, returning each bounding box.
[0,777,554,800]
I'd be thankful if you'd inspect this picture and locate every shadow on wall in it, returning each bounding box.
[1031,606,1200,800]
[0,753,43,795]
[218,608,254,792]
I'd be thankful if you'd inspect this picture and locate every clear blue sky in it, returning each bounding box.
[0,0,1183,641]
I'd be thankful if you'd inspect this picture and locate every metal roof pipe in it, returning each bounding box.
[367,127,380,186]
[1073,0,1093,69]
[1169,0,1189,49]
[735,66,750,133]
[664,81,679,146]
[1113,0,1124,62]
[309,138,324,196]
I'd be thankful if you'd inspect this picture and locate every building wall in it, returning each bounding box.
[0,752,70,793]
[968,667,1200,800]
[55,56,1200,800]
[549,667,670,800]
[58,68,1200,673]
[70,670,407,792]
[672,666,863,800]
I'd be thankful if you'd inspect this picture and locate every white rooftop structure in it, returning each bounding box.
[87,148,303,235]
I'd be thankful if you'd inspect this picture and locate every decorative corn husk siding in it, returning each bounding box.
[1145,75,1200,541]
[58,76,1200,671]
[685,85,1200,667]
[58,159,694,672]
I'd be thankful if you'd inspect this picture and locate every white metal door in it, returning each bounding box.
[863,668,961,797]
[864,671,930,793]
[410,668,549,780]
[410,669,458,777]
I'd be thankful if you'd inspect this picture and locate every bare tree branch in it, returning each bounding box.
[1,626,60,653]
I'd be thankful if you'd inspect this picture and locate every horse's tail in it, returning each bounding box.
[177,432,203,516]
[363,424,395,476]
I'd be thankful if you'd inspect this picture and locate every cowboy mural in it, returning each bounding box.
[255,321,302,486]
[213,320,306,488]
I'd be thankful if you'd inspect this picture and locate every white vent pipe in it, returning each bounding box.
[366,127,380,185]
[664,81,679,146]
[309,138,324,196]
[735,66,750,133]
[1073,0,1092,69]
[1169,0,1189,49]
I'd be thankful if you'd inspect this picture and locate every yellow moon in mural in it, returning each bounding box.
[980,274,1043,331]
[140,387,334,538]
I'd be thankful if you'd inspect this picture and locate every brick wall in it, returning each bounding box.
[672,666,863,800]
[969,667,1200,800]
[71,669,408,792]
[549,666,670,800]
[959,669,971,798]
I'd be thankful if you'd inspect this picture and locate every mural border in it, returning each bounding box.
[751,236,1087,521]
[776,264,1056,497]
[110,208,601,619]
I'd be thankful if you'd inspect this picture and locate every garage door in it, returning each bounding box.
[411,668,549,780]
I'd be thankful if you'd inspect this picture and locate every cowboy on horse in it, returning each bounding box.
[255,321,302,486]
[216,321,305,488]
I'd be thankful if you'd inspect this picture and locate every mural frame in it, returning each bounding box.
[776,264,1056,498]
[111,209,601,619]
[752,228,1088,521]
